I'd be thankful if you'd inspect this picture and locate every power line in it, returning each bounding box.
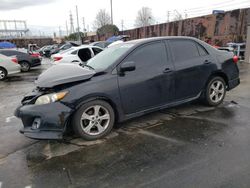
[187,0,236,11]
[186,0,250,13]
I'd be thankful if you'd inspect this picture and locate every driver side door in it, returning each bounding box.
[117,41,175,115]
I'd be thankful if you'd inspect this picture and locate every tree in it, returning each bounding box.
[173,10,183,21]
[65,32,84,41]
[97,24,119,36]
[135,7,154,27]
[93,9,111,30]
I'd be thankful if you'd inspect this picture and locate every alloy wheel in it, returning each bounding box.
[80,105,110,136]
[0,69,6,80]
[20,62,30,72]
[209,80,225,103]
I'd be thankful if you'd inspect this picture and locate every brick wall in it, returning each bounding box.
[88,8,250,46]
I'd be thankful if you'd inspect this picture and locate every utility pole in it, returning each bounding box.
[121,20,124,34]
[184,10,188,19]
[82,17,86,39]
[110,0,113,24]
[167,11,170,23]
[69,11,75,34]
[59,26,62,38]
[66,21,69,36]
[76,5,81,43]
[82,17,86,32]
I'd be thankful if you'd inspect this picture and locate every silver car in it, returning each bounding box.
[0,54,21,80]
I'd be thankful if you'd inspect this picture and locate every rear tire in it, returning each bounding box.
[20,61,30,72]
[72,100,115,140]
[204,76,226,106]
[0,68,7,81]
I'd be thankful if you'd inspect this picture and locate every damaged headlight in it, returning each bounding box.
[35,91,68,105]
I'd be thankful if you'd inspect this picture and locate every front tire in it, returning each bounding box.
[0,68,7,81]
[72,100,115,140]
[205,76,226,106]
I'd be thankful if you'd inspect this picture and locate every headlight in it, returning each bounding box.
[35,91,68,105]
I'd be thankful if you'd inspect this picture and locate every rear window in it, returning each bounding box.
[92,47,103,55]
[197,44,208,56]
[0,50,14,56]
[71,50,77,55]
[169,40,200,61]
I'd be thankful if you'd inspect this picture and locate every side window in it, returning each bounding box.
[169,40,199,62]
[92,47,103,55]
[124,42,167,70]
[78,48,92,62]
[0,51,9,56]
[15,51,25,56]
[71,50,77,55]
[196,43,208,56]
[0,50,15,56]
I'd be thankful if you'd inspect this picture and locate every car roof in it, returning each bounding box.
[71,45,102,50]
[124,36,200,45]
[123,36,216,53]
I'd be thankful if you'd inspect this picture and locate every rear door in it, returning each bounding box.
[118,41,175,115]
[168,39,213,100]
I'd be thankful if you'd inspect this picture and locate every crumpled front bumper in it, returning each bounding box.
[15,102,73,140]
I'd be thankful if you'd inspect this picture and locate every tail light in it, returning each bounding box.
[30,52,41,58]
[233,55,238,63]
[54,56,63,61]
[11,58,18,64]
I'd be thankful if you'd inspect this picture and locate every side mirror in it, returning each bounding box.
[120,61,136,73]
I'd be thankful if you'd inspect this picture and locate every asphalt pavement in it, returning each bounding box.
[0,60,250,188]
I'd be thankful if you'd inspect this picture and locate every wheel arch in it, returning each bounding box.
[0,66,8,76]
[19,60,31,65]
[200,71,228,99]
[207,71,229,87]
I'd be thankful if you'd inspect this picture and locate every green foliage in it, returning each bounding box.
[97,24,119,36]
[65,32,84,41]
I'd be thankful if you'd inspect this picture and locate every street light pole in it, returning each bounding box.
[110,0,113,24]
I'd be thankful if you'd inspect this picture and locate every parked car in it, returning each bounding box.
[0,54,21,80]
[52,45,103,65]
[15,37,240,140]
[38,45,57,58]
[90,41,112,48]
[227,43,246,60]
[217,46,234,53]
[50,42,79,55]
[0,49,41,72]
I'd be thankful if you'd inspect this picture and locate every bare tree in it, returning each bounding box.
[93,9,111,30]
[135,7,154,27]
[173,10,183,21]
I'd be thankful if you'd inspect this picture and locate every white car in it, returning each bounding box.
[0,54,21,80]
[52,45,103,65]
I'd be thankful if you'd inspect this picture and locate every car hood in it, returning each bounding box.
[35,63,96,88]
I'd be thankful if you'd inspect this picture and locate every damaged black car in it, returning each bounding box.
[15,37,240,140]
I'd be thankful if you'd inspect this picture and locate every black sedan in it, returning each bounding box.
[0,49,41,72]
[15,37,240,140]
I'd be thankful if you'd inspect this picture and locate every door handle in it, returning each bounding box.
[163,68,173,73]
[204,60,211,64]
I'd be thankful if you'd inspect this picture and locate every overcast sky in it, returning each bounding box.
[0,0,249,36]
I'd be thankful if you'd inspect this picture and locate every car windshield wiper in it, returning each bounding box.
[84,64,95,70]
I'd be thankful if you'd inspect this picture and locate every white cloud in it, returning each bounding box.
[0,0,59,10]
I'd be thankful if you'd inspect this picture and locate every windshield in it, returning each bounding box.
[59,48,74,54]
[87,43,134,71]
